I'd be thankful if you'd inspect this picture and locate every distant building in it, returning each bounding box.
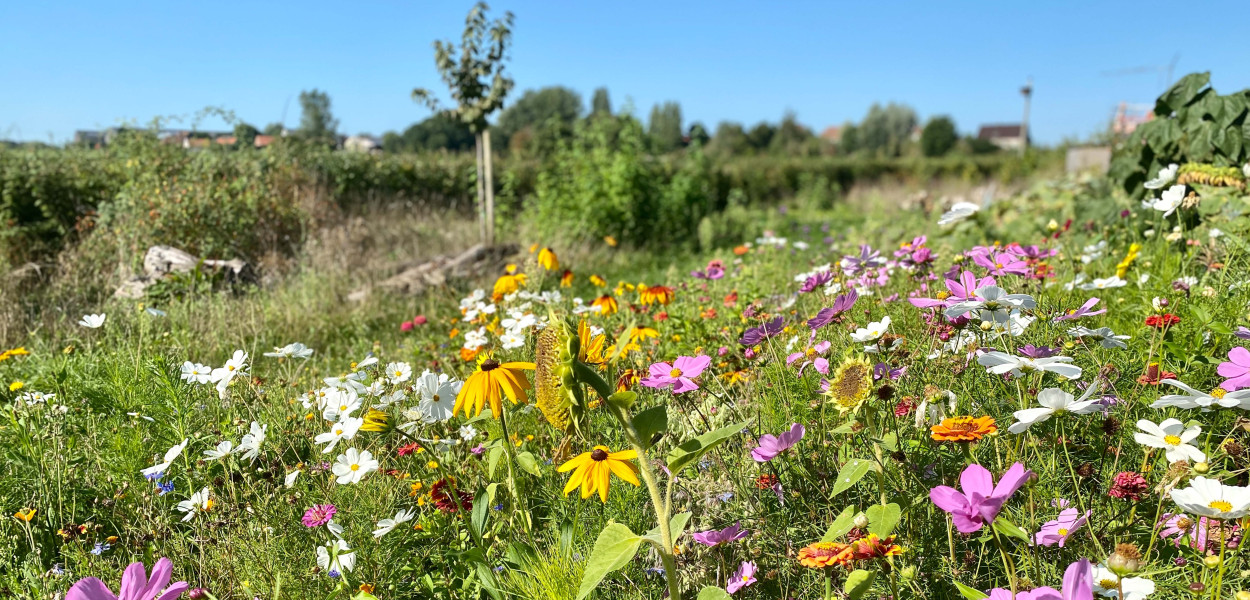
[976,124,1027,151]
[1113,102,1153,135]
[254,135,276,148]
[344,135,381,154]
[820,126,842,144]
[74,130,106,147]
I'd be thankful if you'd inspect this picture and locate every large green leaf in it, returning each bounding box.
[644,511,692,547]
[955,581,989,600]
[844,569,876,600]
[697,587,733,600]
[821,505,858,542]
[631,405,668,449]
[1156,71,1209,114]
[515,451,542,476]
[831,458,873,497]
[577,522,644,600]
[866,503,901,537]
[992,516,1031,544]
[666,422,745,474]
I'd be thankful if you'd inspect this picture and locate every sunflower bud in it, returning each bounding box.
[360,409,393,433]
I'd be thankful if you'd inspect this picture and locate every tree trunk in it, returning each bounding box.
[474,132,486,244]
[483,129,495,245]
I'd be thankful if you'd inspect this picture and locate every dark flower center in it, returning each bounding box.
[591,448,609,461]
[482,359,500,371]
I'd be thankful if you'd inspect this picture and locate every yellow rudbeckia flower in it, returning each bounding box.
[557,445,640,502]
[453,356,535,418]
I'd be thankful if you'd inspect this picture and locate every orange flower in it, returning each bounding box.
[849,534,903,560]
[460,347,480,362]
[603,235,618,247]
[733,245,750,255]
[592,295,618,315]
[638,285,675,306]
[797,541,853,568]
[930,416,997,442]
[560,269,574,287]
[615,369,640,392]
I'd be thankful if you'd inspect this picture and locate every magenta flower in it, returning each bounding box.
[987,558,1092,600]
[1217,347,1250,391]
[1053,297,1107,322]
[640,355,712,394]
[738,316,785,346]
[786,335,831,374]
[302,504,337,528]
[929,462,1033,533]
[908,270,995,309]
[751,423,805,462]
[726,561,757,594]
[691,522,749,547]
[807,290,858,329]
[1033,508,1090,547]
[67,558,189,600]
[973,252,1030,276]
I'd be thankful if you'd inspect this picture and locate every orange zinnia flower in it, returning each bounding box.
[797,541,854,568]
[930,416,997,442]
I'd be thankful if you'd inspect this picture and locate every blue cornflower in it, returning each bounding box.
[144,471,163,481]
[91,542,110,555]
[157,480,175,495]
[327,569,340,579]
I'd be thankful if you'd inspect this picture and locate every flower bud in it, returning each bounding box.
[1203,555,1221,569]
[979,321,993,332]
[1106,543,1143,576]
[853,513,869,529]
[1193,462,1210,474]
[899,566,916,582]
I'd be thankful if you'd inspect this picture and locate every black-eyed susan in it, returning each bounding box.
[557,445,640,502]
[453,355,535,418]
[589,274,606,287]
[560,269,574,287]
[638,284,675,306]
[592,295,618,315]
[578,320,606,364]
[493,272,527,299]
[13,508,35,522]
[360,409,393,433]
[537,247,559,271]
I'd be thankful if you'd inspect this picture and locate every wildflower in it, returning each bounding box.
[453,356,535,419]
[751,423,805,462]
[315,417,362,453]
[1078,276,1128,291]
[1068,325,1132,350]
[987,558,1092,600]
[560,269,574,287]
[929,462,1032,533]
[797,541,853,568]
[557,445,640,502]
[263,343,314,359]
[1145,163,1178,189]
[1134,418,1206,463]
[977,351,1082,380]
[302,504,337,528]
[1033,508,1090,547]
[1091,562,1154,600]
[175,487,213,522]
[848,534,903,560]
[930,416,997,442]
[8,381,22,392]
[210,350,249,398]
[944,286,1036,324]
[179,362,213,384]
[1144,313,1181,329]
[726,561,757,594]
[14,508,35,522]
[360,409,393,433]
[235,421,266,462]
[141,439,189,478]
[937,201,979,226]
[372,508,416,538]
[822,355,873,413]
[430,478,473,512]
[1217,347,1250,391]
[738,316,785,345]
[1137,362,1176,385]
[493,272,527,298]
[910,270,995,309]
[638,284,675,306]
[537,247,559,271]
[1053,297,1107,322]
[1009,386,1101,433]
[66,557,188,600]
[316,540,355,574]
[1169,477,1250,519]
[78,313,106,328]
[414,371,459,423]
[1109,472,1150,501]
[332,448,379,484]
[973,252,1030,277]
[591,294,618,315]
[202,440,234,461]
[692,523,749,547]
[1147,184,1186,217]
[786,335,831,374]
[1152,379,1250,411]
[321,389,361,422]
[640,355,711,394]
[807,290,858,329]
[851,316,891,344]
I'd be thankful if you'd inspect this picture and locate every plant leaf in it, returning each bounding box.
[992,516,1031,544]
[866,503,901,537]
[577,522,644,600]
[515,451,542,476]
[822,505,857,542]
[666,422,746,474]
[831,458,873,497]
[632,405,668,449]
[844,569,876,600]
[644,511,692,547]
[697,587,733,600]
[955,581,989,600]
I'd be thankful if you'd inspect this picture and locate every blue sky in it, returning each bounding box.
[2,1,1247,145]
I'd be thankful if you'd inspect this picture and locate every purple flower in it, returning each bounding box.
[807,290,858,329]
[840,245,885,277]
[909,270,995,309]
[302,504,337,528]
[751,423,805,462]
[738,316,785,346]
[1218,347,1250,391]
[726,561,757,594]
[1018,344,1062,359]
[799,271,833,293]
[930,462,1033,533]
[787,336,831,375]
[1053,297,1106,322]
[987,559,1092,600]
[973,252,1030,276]
[1033,508,1090,547]
[1007,244,1057,260]
[640,355,712,394]
[1236,326,1250,340]
[691,522,749,547]
[67,557,189,600]
[873,362,905,381]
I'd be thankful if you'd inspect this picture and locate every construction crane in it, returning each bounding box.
[1100,53,1181,91]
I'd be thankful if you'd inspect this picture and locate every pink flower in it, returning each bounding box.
[412,315,428,325]
[692,522,749,547]
[973,252,1030,276]
[909,270,995,309]
[302,504,337,528]
[786,334,831,374]
[1052,297,1106,322]
[726,561,757,594]
[400,321,415,332]
[751,423,805,462]
[987,558,1092,600]
[640,355,711,394]
[1218,347,1250,391]
[1033,508,1090,547]
[930,463,1033,533]
[67,558,189,600]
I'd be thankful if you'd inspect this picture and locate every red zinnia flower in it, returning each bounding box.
[396,442,421,456]
[1145,314,1182,329]
[755,474,780,490]
[1137,362,1177,386]
[430,478,472,513]
[1109,471,1150,501]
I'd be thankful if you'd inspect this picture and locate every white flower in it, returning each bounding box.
[141,438,188,477]
[944,286,1036,323]
[315,417,363,453]
[499,331,526,350]
[415,371,460,423]
[19,390,53,405]
[1078,276,1127,291]
[1080,241,1107,264]
[1143,163,1178,190]
[463,327,489,350]
[332,448,378,484]
[976,352,1083,380]
[1149,184,1186,218]
[315,539,356,574]
[501,309,538,332]
[284,470,301,487]
[175,487,212,522]
[372,508,416,538]
[1209,228,1223,239]
[385,362,413,384]
[211,350,249,397]
[1008,385,1101,434]
[354,355,379,370]
[459,425,478,441]
[937,201,979,226]
[1133,418,1205,463]
[263,342,314,359]
[321,389,361,422]
[851,316,891,343]
[180,362,213,384]
[1068,326,1130,350]
[1090,564,1155,600]
[235,421,266,462]
[203,440,234,461]
[78,313,106,328]
[1152,379,1250,411]
[1169,476,1250,519]
[324,371,368,394]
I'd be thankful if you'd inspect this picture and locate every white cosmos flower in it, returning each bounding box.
[459,425,479,441]
[315,539,356,574]
[851,316,891,343]
[499,331,526,350]
[325,371,368,394]
[1090,564,1155,600]
[332,448,378,484]
[463,327,489,350]
[180,361,213,385]
[1067,326,1130,349]
[284,470,301,488]
[415,371,460,423]
[1149,184,1186,217]
[944,286,1036,323]
[1078,276,1128,291]
[203,440,234,461]
[78,313,106,328]
[1143,163,1178,190]
[372,508,417,538]
[141,438,189,477]
[211,350,249,398]
[1169,476,1250,519]
[19,390,53,404]
[501,309,538,332]
[976,351,1083,380]
[385,362,413,384]
[175,487,212,522]
[321,389,362,422]
[236,421,266,462]
[1008,384,1102,434]
[355,355,379,370]
[263,342,314,359]
[937,201,980,226]
[315,417,363,453]
[1133,418,1205,463]
[1152,379,1250,411]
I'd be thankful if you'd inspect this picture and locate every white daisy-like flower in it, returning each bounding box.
[332,448,378,484]
[263,342,314,359]
[372,508,417,538]
[78,313,106,328]
[1090,564,1155,600]
[315,417,363,453]
[385,362,413,384]
[235,421,266,462]
[175,487,213,522]
[976,351,1083,380]
[321,389,362,422]
[203,440,234,461]
[1169,476,1250,519]
[1148,184,1186,218]
[944,286,1036,324]
[1078,276,1128,291]
[415,371,460,423]
[1133,418,1205,463]
[315,539,356,574]
[851,316,891,343]
[1067,326,1130,349]
[1143,163,1178,190]
[180,361,213,385]
[141,438,189,477]
[1008,385,1102,434]
[937,201,979,226]
[1151,379,1250,411]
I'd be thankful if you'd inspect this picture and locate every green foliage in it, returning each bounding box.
[388,113,476,153]
[708,122,749,156]
[577,522,643,600]
[648,101,684,153]
[297,89,339,145]
[496,86,583,152]
[666,422,745,475]
[858,102,917,157]
[591,87,612,117]
[769,112,815,156]
[412,2,515,133]
[831,458,873,496]
[920,116,958,157]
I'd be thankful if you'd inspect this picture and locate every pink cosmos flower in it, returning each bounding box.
[1217,347,1250,391]
[67,558,189,600]
[929,462,1033,533]
[1053,298,1106,322]
[726,561,757,594]
[987,558,1092,600]
[751,423,805,462]
[1033,508,1090,547]
[691,522,749,547]
[909,270,995,309]
[640,355,712,394]
[786,335,832,374]
[973,252,1030,276]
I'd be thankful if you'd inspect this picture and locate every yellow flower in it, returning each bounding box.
[560,269,574,287]
[453,355,535,419]
[578,321,607,364]
[603,235,618,247]
[426,460,439,469]
[9,381,23,392]
[557,445,640,502]
[493,272,527,299]
[638,285,675,306]
[14,508,36,522]
[360,409,393,433]
[589,274,606,287]
[537,247,559,271]
[592,295,618,315]
[629,326,659,344]
[824,355,873,413]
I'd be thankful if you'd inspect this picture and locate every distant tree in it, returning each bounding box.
[496,86,582,150]
[858,102,917,157]
[745,122,775,152]
[687,122,710,147]
[591,87,612,116]
[381,131,404,153]
[965,136,1000,155]
[402,112,475,152]
[297,89,339,144]
[262,123,285,137]
[233,123,259,149]
[709,121,749,155]
[838,122,859,154]
[920,116,958,157]
[648,101,683,153]
[770,111,814,155]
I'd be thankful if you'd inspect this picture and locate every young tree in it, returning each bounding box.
[412,2,514,244]
[297,89,339,145]
[591,87,612,117]
[687,122,710,147]
[648,101,683,153]
[920,115,958,157]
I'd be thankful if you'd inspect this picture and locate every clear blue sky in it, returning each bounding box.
[2,1,1247,145]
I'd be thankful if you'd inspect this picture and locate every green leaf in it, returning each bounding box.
[831,458,873,497]
[475,562,504,600]
[666,422,745,474]
[516,451,542,476]
[608,390,637,410]
[1157,71,1209,114]
[844,569,876,600]
[577,522,644,600]
[821,505,857,542]
[644,511,692,547]
[632,405,668,449]
[954,581,989,600]
[866,503,901,537]
[697,587,733,600]
[470,488,490,541]
[992,516,1031,544]
[879,432,898,452]
[487,444,504,479]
